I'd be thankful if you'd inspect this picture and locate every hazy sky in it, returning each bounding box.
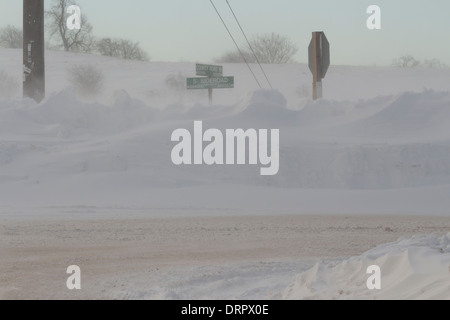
[1,0,450,66]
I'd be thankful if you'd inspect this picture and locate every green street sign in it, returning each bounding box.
[187,76,234,90]
[196,64,223,77]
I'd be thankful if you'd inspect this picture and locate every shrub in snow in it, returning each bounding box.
[96,38,150,61]
[67,64,104,98]
[0,70,19,99]
[165,73,186,92]
[392,55,449,69]
[423,58,448,69]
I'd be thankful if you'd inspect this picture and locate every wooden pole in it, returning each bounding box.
[312,32,318,100]
[208,88,213,105]
[312,32,323,101]
[23,0,45,103]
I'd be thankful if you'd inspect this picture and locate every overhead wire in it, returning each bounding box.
[225,0,273,89]
[209,0,262,89]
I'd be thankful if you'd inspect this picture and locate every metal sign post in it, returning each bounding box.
[208,87,213,105]
[187,64,234,105]
[198,64,223,105]
[308,32,330,101]
[23,0,45,103]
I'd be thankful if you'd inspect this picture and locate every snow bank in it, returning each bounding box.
[1,87,450,210]
[283,233,450,300]
[1,48,450,210]
[336,90,450,140]
[26,89,158,137]
[2,49,450,300]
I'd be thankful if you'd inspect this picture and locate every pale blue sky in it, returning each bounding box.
[1,0,449,65]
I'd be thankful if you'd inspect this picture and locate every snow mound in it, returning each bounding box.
[29,89,158,137]
[340,90,450,139]
[283,233,450,300]
[235,90,299,127]
[1,88,450,201]
[2,48,450,205]
[244,89,288,110]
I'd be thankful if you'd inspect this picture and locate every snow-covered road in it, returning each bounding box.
[1,213,449,299]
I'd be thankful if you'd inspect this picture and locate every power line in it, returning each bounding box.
[209,0,262,89]
[226,0,273,89]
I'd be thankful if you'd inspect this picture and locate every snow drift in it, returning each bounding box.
[1,48,450,211]
[1,49,450,301]
[1,89,450,192]
[283,233,450,300]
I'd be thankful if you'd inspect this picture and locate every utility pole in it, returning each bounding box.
[23,0,45,103]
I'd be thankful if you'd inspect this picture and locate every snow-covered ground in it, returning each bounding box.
[284,233,450,300]
[2,215,449,300]
[1,48,450,300]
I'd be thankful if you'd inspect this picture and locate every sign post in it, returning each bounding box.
[308,32,330,100]
[23,0,45,103]
[187,64,234,105]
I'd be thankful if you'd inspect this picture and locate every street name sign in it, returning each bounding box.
[187,76,234,90]
[196,64,223,77]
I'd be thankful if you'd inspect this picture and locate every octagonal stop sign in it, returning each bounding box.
[308,32,330,80]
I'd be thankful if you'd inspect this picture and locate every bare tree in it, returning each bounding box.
[0,25,23,48]
[46,0,94,52]
[165,73,186,92]
[392,55,421,68]
[216,50,254,64]
[250,33,298,64]
[97,38,150,61]
[217,33,298,64]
